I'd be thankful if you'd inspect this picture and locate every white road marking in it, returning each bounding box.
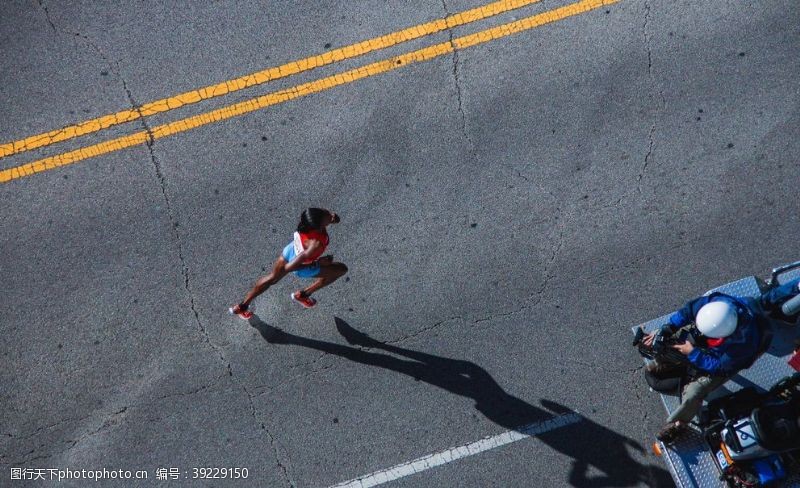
[328,413,582,488]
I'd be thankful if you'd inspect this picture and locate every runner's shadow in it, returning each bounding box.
[249,315,672,487]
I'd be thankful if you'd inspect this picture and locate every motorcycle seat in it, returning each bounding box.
[750,401,800,451]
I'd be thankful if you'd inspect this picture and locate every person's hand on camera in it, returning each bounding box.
[643,332,656,347]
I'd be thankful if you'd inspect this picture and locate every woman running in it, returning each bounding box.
[229,208,347,319]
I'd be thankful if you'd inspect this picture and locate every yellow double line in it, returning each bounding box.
[0,0,617,183]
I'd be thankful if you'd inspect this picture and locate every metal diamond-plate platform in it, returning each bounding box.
[779,266,800,285]
[632,272,800,488]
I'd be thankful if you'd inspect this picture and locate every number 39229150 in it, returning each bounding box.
[192,467,249,479]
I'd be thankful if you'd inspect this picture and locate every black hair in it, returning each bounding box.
[297,208,328,232]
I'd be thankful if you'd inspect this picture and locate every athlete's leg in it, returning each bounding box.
[298,260,347,297]
[240,256,289,307]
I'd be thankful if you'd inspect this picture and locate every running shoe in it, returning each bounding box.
[229,303,253,320]
[291,291,317,308]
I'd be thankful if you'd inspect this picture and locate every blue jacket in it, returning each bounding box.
[661,293,762,376]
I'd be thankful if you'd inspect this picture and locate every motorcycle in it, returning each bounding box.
[701,372,800,487]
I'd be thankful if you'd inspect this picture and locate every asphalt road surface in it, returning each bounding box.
[2,0,798,487]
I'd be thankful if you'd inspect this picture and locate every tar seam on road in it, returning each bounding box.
[0,0,618,184]
[328,413,583,488]
[0,0,541,159]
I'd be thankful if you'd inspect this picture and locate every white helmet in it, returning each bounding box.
[696,301,737,338]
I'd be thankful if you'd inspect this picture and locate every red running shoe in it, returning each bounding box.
[229,303,253,320]
[291,291,317,308]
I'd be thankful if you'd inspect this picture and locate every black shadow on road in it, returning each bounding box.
[249,315,673,487]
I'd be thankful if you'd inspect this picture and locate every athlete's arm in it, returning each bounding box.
[284,239,322,272]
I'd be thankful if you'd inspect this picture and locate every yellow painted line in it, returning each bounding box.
[0,0,617,184]
[0,0,541,160]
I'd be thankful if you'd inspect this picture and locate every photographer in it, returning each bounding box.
[643,292,762,443]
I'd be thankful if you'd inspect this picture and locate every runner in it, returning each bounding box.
[229,208,347,319]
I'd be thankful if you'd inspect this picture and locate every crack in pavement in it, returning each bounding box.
[239,381,296,487]
[252,344,349,395]
[3,407,129,466]
[386,203,573,343]
[33,5,294,478]
[147,374,228,404]
[637,0,666,195]
[286,351,330,371]
[440,0,529,183]
[386,314,464,345]
[347,188,577,356]
[469,204,571,326]
[3,414,94,442]
[33,1,150,152]
[133,92,296,487]
[251,351,337,396]
[36,0,57,33]
[137,99,296,488]
[441,0,470,150]
[36,1,126,113]
[1,377,229,465]
[95,33,272,483]
[255,362,338,397]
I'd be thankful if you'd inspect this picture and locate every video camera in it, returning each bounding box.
[632,327,689,364]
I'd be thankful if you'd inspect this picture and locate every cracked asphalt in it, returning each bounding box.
[1,0,799,487]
